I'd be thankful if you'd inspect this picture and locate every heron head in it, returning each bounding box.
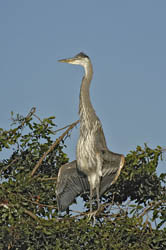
[58,52,90,67]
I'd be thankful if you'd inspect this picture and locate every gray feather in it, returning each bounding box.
[56,161,89,212]
[56,151,124,212]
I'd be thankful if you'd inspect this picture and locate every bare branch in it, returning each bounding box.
[22,197,57,209]
[24,209,38,220]
[38,177,57,181]
[30,120,79,177]
[54,121,79,134]
[33,113,43,123]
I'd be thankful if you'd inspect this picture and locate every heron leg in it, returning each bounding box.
[87,186,99,224]
[96,186,100,211]
[90,186,93,213]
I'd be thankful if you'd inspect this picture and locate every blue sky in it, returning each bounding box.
[0,1,166,172]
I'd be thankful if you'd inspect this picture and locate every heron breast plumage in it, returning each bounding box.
[76,117,103,186]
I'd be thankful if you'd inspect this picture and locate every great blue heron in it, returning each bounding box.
[56,52,124,213]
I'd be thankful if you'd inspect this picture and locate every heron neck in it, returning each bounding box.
[79,62,98,128]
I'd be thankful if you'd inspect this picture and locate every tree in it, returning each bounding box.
[0,108,166,249]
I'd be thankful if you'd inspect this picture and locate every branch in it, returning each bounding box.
[140,200,166,217]
[30,120,79,177]
[38,177,57,181]
[0,157,19,174]
[33,113,43,123]
[54,123,78,134]
[24,209,38,220]
[0,107,36,150]
[20,195,57,209]
[59,200,122,221]
[0,201,38,220]
[16,107,36,130]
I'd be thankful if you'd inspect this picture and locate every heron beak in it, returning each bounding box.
[58,57,76,64]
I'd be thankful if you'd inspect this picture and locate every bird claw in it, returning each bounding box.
[87,209,99,225]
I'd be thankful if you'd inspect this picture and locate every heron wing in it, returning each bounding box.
[100,150,125,196]
[56,160,89,212]
[56,153,124,211]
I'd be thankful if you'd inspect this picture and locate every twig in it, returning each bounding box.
[140,200,166,217]
[24,209,38,220]
[161,148,166,152]
[17,107,36,130]
[68,200,121,219]
[0,157,19,174]
[0,107,36,149]
[58,205,124,221]
[38,177,57,181]
[54,121,79,134]
[30,120,79,177]
[33,113,43,123]
[0,199,38,220]
[21,196,57,209]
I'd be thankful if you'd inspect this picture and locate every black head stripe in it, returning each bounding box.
[75,52,89,59]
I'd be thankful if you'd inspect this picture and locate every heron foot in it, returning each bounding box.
[87,209,100,225]
[88,211,96,225]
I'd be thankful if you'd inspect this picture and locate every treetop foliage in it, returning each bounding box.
[0,108,166,249]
